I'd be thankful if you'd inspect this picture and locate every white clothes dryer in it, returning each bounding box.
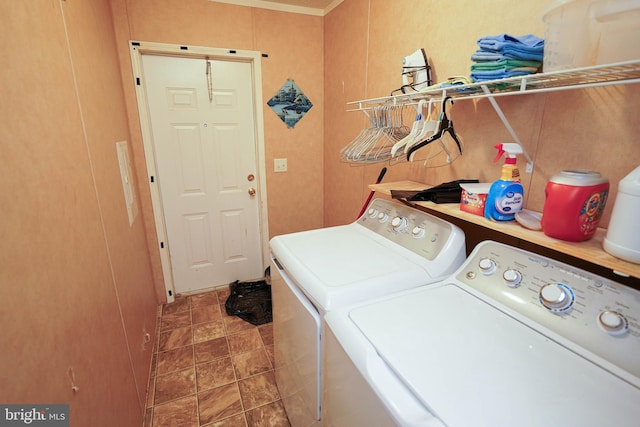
[323,240,640,427]
[269,198,466,427]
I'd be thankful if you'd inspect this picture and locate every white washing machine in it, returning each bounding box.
[269,198,466,427]
[323,240,640,427]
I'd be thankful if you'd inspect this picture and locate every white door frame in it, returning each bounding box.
[130,41,270,302]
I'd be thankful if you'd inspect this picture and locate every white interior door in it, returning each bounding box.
[141,53,263,294]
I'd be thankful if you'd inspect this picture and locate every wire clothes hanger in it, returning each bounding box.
[339,103,409,164]
[407,96,462,162]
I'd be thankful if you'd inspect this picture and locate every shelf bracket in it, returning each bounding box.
[481,85,534,173]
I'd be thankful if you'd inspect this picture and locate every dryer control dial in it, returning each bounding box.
[391,216,408,232]
[377,212,389,223]
[539,283,574,312]
[367,208,379,218]
[478,258,497,275]
[411,226,425,239]
[597,311,629,335]
[502,269,522,288]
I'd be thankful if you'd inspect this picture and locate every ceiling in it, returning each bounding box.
[262,0,337,8]
[209,0,344,15]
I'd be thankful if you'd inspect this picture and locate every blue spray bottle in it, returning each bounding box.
[484,143,524,221]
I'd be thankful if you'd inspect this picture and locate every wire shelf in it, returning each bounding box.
[348,60,640,109]
[341,60,640,165]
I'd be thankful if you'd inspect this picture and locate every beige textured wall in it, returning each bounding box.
[0,1,157,425]
[324,0,640,228]
[2,0,636,422]
[111,0,325,297]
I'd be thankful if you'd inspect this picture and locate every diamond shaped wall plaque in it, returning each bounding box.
[267,79,313,128]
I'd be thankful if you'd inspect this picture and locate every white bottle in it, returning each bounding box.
[603,166,640,264]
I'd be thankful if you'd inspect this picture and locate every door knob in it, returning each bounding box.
[248,187,256,197]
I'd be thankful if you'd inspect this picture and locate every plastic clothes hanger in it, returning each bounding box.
[405,98,437,154]
[391,100,426,157]
[407,96,462,162]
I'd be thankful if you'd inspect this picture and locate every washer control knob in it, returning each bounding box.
[391,216,408,232]
[412,226,425,238]
[367,208,379,218]
[478,258,496,275]
[598,311,629,335]
[503,269,522,288]
[377,212,389,223]
[539,283,574,312]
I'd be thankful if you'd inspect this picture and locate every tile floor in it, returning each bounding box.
[143,287,291,427]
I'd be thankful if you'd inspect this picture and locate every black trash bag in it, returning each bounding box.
[225,279,272,325]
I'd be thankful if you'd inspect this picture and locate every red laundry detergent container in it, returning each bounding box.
[542,170,609,242]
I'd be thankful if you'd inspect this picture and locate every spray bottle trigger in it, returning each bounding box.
[493,143,505,163]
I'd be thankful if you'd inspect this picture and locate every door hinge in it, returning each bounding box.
[229,50,237,54]
[180,46,188,50]
[168,289,173,297]
[150,175,154,183]
[160,241,164,249]
[136,77,141,86]
[131,41,140,46]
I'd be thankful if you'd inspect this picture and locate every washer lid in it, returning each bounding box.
[270,224,436,311]
[347,284,640,427]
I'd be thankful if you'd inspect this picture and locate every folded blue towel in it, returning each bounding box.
[471,69,536,82]
[476,34,544,62]
[477,34,544,51]
[471,50,507,62]
[502,46,544,62]
[471,49,543,62]
[470,34,545,81]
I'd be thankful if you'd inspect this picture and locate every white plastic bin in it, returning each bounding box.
[542,0,640,71]
[542,0,599,71]
[592,0,640,64]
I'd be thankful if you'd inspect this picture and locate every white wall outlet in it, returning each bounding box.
[274,158,287,172]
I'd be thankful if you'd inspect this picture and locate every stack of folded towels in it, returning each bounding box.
[470,34,544,82]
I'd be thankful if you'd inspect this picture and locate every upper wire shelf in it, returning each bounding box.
[340,60,640,166]
[348,60,640,109]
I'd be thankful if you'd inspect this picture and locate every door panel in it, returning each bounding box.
[173,124,206,194]
[183,213,214,268]
[141,54,263,293]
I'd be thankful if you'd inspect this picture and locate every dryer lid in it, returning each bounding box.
[270,224,436,311]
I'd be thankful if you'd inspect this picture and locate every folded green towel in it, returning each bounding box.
[471,59,541,71]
